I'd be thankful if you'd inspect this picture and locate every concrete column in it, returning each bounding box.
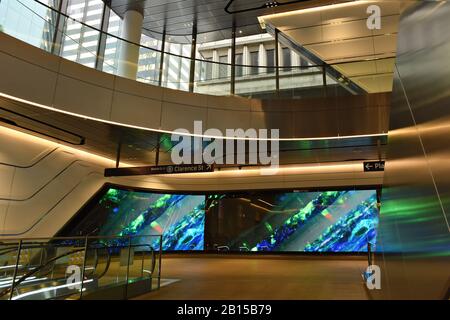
[118,10,143,80]
[227,48,232,78]
[212,50,219,79]
[258,43,266,74]
[242,46,250,75]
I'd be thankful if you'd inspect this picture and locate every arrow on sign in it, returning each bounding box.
[363,161,385,172]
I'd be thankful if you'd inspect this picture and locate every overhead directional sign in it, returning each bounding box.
[363,161,385,172]
[104,163,214,177]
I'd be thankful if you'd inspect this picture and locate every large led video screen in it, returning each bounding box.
[62,187,206,251]
[205,190,379,252]
[61,186,379,252]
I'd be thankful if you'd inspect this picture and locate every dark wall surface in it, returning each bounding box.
[376,1,450,299]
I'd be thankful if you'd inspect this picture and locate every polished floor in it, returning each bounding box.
[135,254,369,300]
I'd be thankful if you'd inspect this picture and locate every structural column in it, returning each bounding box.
[258,43,267,74]
[274,29,280,96]
[118,10,144,80]
[188,21,197,92]
[230,22,236,94]
[242,46,250,76]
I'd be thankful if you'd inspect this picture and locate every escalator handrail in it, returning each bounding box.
[0,242,156,299]
[0,247,86,298]
[133,244,156,277]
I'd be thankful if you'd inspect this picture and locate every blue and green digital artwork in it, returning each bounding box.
[95,188,205,250]
[205,190,379,252]
[64,186,379,252]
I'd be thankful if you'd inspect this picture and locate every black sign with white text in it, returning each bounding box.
[104,163,214,177]
[363,161,385,172]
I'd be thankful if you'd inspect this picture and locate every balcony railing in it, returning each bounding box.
[0,0,396,99]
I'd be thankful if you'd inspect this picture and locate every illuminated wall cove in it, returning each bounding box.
[60,187,379,252]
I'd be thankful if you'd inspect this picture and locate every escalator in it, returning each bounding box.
[257,1,413,94]
[0,235,162,300]
[266,24,366,95]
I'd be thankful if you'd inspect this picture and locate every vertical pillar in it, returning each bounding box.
[115,141,122,168]
[118,10,143,80]
[95,3,110,71]
[274,29,280,96]
[227,47,232,81]
[51,0,69,56]
[212,50,219,79]
[158,29,166,86]
[155,134,161,166]
[188,21,197,92]
[230,22,236,94]
[258,43,266,74]
[242,46,250,76]
[322,64,327,97]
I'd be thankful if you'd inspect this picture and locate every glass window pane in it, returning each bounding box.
[266,49,275,73]
[137,34,161,84]
[218,55,228,79]
[250,51,258,75]
[282,47,291,72]
[235,53,243,77]
[61,0,104,67]
[102,9,121,74]
[0,0,60,51]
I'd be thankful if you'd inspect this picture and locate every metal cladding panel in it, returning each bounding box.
[376,2,450,300]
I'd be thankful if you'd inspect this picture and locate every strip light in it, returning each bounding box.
[258,0,375,26]
[0,276,47,289]
[11,279,94,300]
[0,264,22,270]
[0,92,387,142]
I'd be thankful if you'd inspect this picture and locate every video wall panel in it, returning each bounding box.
[62,186,379,252]
[205,190,378,252]
[61,187,205,250]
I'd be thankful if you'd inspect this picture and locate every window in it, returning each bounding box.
[137,34,160,83]
[250,51,258,75]
[0,0,59,51]
[219,55,228,79]
[203,57,213,80]
[266,49,275,74]
[61,0,104,68]
[235,53,243,77]
[282,47,291,71]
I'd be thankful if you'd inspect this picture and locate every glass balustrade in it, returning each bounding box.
[0,0,396,99]
[0,235,162,300]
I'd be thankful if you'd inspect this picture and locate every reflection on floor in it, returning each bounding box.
[160,279,180,288]
[135,254,369,300]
